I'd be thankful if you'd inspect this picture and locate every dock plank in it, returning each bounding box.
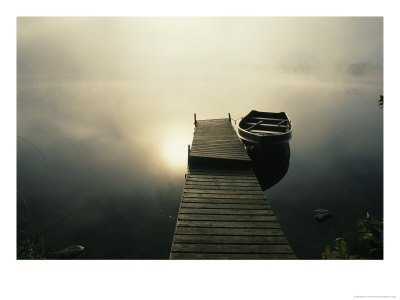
[173,234,287,244]
[170,253,296,259]
[179,208,275,215]
[178,214,278,222]
[171,243,293,253]
[180,203,271,210]
[184,184,262,191]
[181,198,268,204]
[174,227,284,236]
[176,220,282,229]
[186,175,257,181]
[183,193,267,200]
[183,188,265,195]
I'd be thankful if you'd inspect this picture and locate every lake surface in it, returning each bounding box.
[17,18,383,259]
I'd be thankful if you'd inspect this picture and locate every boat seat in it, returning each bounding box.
[249,129,283,135]
[245,122,290,128]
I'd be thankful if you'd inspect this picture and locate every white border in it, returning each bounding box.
[2,1,398,300]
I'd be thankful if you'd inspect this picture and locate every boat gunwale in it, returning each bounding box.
[238,110,292,138]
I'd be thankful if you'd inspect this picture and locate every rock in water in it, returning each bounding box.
[314,211,332,222]
[313,209,332,222]
[51,245,85,258]
[313,209,330,214]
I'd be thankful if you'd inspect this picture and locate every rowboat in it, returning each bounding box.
[238,110,292,145]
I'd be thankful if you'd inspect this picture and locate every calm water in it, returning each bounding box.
[17,18,383,259]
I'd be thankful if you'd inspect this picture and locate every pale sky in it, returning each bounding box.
[17,17,383,83]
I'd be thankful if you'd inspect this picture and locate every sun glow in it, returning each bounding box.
[162,135,190,170]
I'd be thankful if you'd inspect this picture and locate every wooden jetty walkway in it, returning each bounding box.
[169,116,296,259]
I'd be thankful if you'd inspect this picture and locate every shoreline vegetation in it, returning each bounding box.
[17,192,85,259]
[322,213,383,259]
[17,191,85,259]
[17,136,85,259]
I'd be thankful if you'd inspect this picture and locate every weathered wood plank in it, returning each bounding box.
[183,193,267,200]
[191,141,246,148]
[183,188,264,195]
[187,173,256,177]
[186,178,259,186]
[187,176,256,180]
[192,139,241,143]
[195,127,236,130]
[188,168,253,172]
[190,156,250,162]
[175,227,284,235]
[185,180,259,185]
[195,128,236,130]
[191,150,244,153]
[186,175,258,181]
[190,149,247,155]
[187,172,254,176]
[190,147,245,151]
[191,144,243,148]
[180,203,271,210]
[169,252,296,259]
[191,141,243,145]
[194,129,237,132]
[176,220,282,229]
[193,133,240,136]
[194,133,237,136]
[194,133,238,136]
[194,132,238,134]
[187,170,254,175]
[188,173,256,177]
[186,176,258,181]
[190,148,245,152]
[178,214,278,222]
[190,156,251,162]
[191,147,243,151]
[173,234,287,244]
[189,157,250,162]
[184,185,261,191]
[179,208,274,215]
[183,193,266,199]
[182,198,267,204]
[184,187,263,193]
[185,182,261,188]
[190,148,246,153]
[171,243,293,253]
[185,181,260,187]
[184,182,260,192]
[190,153,250,159]
[182,195,267,200]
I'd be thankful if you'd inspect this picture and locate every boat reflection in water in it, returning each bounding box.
[237,110,292,190]
[245,142,290,191]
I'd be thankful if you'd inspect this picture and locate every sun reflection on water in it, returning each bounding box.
[161,135,190,170]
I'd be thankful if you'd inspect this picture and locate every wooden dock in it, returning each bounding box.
[169,117,296,259]
[188,118,251,169]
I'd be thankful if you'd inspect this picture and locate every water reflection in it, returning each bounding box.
[246,142,291,191]
[161,130,193,169]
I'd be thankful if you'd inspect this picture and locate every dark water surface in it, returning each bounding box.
[17,18,383,259]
